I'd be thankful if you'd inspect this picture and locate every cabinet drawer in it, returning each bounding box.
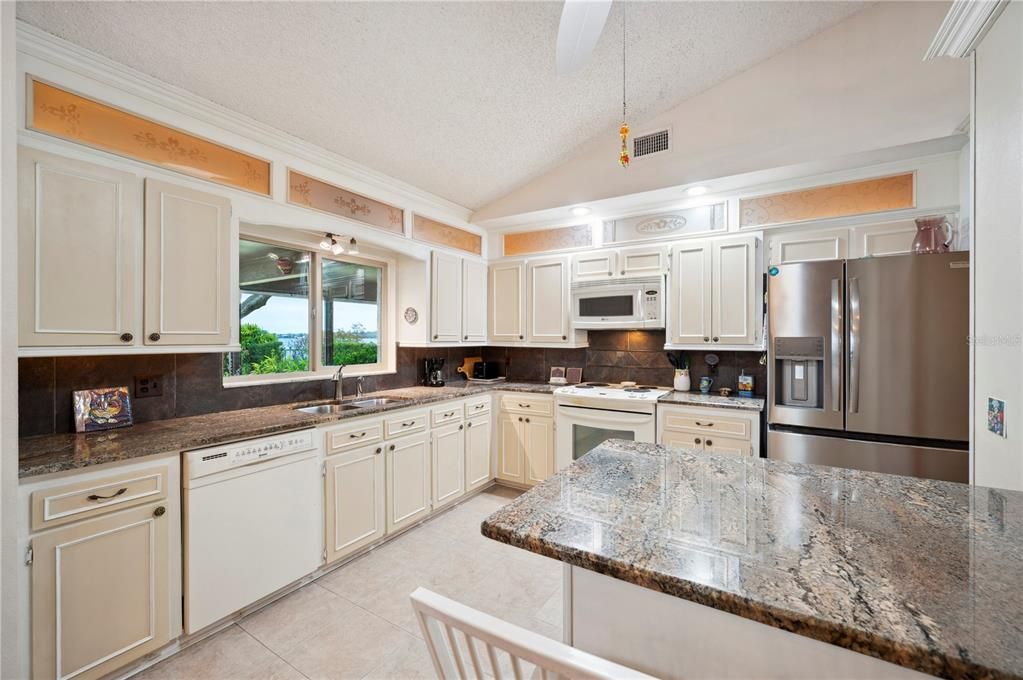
[464,396,491,418]
[660,408,752,440]
[31,465,169,531]
[384,409,429,438]
[431,402,464,427]
[499,395,553,416]
[325,418,384,455]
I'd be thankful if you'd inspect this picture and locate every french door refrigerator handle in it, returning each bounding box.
[831,278,842,412]
[848,276,861,414]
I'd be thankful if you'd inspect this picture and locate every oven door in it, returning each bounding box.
[555,404,656,470]
[571,284,644,329]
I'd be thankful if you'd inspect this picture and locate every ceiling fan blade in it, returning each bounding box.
[556,0,613,75]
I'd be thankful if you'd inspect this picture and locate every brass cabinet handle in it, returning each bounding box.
[87,487,127,501]
[444,411,455,417]
[518,403,530,408]
[474,404,485,410]
[695,422,714,427]
[153,506,166,517]
[401,421,415,427]
[119,333,133,343]
[349,432,367,439]
[149,332,161,342]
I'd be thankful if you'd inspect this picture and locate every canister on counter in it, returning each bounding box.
[738,371,754,398]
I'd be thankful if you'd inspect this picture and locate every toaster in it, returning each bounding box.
[472,361,502,379]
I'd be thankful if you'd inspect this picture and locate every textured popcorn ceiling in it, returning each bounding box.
[17,1,865,209]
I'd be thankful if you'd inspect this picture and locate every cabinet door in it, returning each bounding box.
[660,430,704,451]
[465,416,493,492]
[669,241,712,345]
[711,237,757,345]
[432,422,466,510]
[497,413,524,483]
[32,502,170,680]
[767,228,848,265]
[527,257,570,343]
[523,416,555,487]
[620,246,668,277]
[144,180,232,346]
[431,251,463,342]
[572,250,616,281]
[490,261,525,342]
[462,258,488,342]
[18,147,140,347]
[325,444,385,564]
[386,433,431,534]
[703,436,753,457]
[850,220,919,258]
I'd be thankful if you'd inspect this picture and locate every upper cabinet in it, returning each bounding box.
[430,251,463,342]
[571,245,667,281]
[143,180,232,346]
[18,148,235,354]
[461,259,488,343]
[526,257,570,343]
[490,261,526,343]
[18,148,140,347]
[668,235,762,349]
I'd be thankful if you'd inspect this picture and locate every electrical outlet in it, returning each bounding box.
[134,375,164,399]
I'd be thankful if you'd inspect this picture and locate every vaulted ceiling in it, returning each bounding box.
[16,1,866,210]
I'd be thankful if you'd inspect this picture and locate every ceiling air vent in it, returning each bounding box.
[633,128,670,159]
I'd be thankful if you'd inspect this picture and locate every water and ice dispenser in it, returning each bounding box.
[773,337,824,409]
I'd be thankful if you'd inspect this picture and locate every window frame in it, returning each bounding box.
[224,233,395,387]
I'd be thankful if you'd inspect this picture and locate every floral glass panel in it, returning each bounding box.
[739,173,914,228]
[288,170,404,235]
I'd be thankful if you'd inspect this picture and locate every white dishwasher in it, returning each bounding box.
[183,429,323,634]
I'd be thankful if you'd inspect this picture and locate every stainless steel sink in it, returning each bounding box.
[351,397,409,407]
[294,403,363,415]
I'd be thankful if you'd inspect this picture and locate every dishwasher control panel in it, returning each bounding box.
[184,430,316,480]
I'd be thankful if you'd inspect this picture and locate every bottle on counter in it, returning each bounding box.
[738,370,754,398]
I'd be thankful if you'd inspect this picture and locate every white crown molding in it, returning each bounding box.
[15,20,473,223]
[924,0,1009,59]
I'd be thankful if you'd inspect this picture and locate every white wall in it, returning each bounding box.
[1,2,19,674]
[473,1,969,223]
[973,2,1023,491]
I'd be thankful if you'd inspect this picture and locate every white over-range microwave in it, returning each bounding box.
[570,276,665,330]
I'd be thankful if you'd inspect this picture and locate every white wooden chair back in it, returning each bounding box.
[410,587,657,680]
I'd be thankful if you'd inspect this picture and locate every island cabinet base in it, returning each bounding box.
[565,567,930,680]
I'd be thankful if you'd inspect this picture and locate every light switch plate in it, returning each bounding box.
[987,397,1006,438]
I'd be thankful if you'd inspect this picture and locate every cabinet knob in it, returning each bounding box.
[149,332,161,342]
[519,335,523,340]
[562,335,567,340]
[119,332,133,343]
[706,439,713,446]
[694,438,702,445]
[524,418,530,423]
[466,422,472,428]
[518,417,523,422]
[389,444,396,451]
[712,337,719,343]
[607,271,613,276]
[153,506,166,518]
[433,334,438,340]
[375,447,382,454]
[621,270,625,275]
[464,335,468,340]
[703,337,710,342]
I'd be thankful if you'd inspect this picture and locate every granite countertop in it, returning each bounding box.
[18,382,555,479]
[657,390,765,412]
[482,440,1023,680]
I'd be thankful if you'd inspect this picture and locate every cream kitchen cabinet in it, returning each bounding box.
[431,251,463,342]
[497,395,556,487]
[324,442,386,564]
[18,147,140,348]
[527,256,571,343]
[17,147,236,353]
[572,245,668,281]
[21,456,181,680]
[657,404,760,458]
[668,235,761,348]
[490,260,526,342]
[572,249,617,280]
[432,421,466,510]
[462,258,488,342]
[767,228,849,265]
[385,432,432,534]
[465,414,493,492]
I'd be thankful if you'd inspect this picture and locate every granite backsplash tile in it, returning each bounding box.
[19,345,485,437]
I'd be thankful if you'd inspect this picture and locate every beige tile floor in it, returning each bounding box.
[137,486,563,680]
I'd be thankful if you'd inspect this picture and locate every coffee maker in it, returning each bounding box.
[425,357,445,387]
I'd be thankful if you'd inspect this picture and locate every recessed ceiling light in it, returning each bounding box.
[686,186,708,197]
[571,206,592,217]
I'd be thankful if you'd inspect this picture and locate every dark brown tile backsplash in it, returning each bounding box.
[18,332,764,437]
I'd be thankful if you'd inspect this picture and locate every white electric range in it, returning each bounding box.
[554,382,670,470]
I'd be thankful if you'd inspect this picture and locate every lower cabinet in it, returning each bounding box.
[497,411,555,487]
[465,415,493,492]
[386,432,432,534]
[432,422,466,510]
[657,404,761,457]
[325,443,386,564]
[31,502,172,680]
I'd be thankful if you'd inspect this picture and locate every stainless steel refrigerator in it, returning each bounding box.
[767,252,969,482]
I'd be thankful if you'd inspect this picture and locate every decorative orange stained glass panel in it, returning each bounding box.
[412,214,481,255]
[503,224,592,256]
[28,79,271,196]
[739,173,915,228]
[287,170,404,235]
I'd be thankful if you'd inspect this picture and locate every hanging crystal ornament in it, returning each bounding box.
[618,7,629,168]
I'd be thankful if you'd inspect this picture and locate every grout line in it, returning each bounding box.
[236,624,313,680]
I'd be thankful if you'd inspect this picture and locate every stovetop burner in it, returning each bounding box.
[579,382,610,387]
